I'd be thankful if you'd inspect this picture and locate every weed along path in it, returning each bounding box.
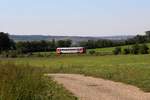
[48,74,150,100]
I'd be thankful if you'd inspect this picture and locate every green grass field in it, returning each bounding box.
[89,43,150,53]
[1,54,150,92]
[1,43,150,99]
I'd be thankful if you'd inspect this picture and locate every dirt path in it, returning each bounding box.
[48,74,150,100]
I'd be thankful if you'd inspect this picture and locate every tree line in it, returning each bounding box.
[79,31,150,49]
[0,32,73,53]
[125,31,150,44]
[0,31,150,54]
[16,39,72,53]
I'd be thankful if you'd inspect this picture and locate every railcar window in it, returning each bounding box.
[60,48,84,51]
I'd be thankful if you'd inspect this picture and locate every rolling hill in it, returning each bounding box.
[10,35,134,44]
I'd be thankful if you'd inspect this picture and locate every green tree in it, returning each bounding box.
[134,35,147,43]
[146,31,150,41]
[0,32,13,52]
[146,31,150,37]
[51,39,56,50]
[78,41,88,48]
[57,39,72,47]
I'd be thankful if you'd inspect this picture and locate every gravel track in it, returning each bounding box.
[48,74,150,100]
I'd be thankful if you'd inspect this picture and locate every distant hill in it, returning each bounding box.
[10,35,134,44]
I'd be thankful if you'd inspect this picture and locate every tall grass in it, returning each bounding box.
[0,63,77,100]
[4,55,150,92]
[45,64,150,92]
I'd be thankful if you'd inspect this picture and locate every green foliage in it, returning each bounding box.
[89,50,96,55]
[126,31,150,44]
[122,48,130,54]
[86,40,96,49]
[146,31,150,39]
[113,47,121,55]
[139,44,149,54]
[15,39,72,54]
[79,39,123,49]
[0,63,77,100]
[111,44,149,55]
[130,44,140,54]
[16,40,52,53]
[78,31,150,50]
[89,43,150,54]
[56,39,72,47]
[0,32,15,52]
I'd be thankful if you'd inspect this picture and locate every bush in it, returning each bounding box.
[123,48,130,55]
[139,44,149,54]
[89,50,96,55]
[113,47,121,55]
[131,44,140,54]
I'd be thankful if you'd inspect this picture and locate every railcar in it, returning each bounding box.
[56,47,86,54]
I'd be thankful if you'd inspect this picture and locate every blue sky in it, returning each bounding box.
[0,0,150,36]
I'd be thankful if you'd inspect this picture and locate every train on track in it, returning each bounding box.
[56,47,86,54]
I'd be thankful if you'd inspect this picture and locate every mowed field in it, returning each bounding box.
[1,54,150,92]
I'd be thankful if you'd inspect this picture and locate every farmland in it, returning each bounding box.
[1,54,150,92]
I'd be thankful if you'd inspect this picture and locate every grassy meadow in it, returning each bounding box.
[1,42,150,99]
[89,43,150,53]
[1,54,150,92]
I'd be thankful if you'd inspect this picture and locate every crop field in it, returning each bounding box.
[1,54,150,92]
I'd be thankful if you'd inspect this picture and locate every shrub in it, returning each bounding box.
[139,44,149,54]
[123,48,130,55]
[113,47,121,55]
[89,50,96,55]
[131,44,140,54]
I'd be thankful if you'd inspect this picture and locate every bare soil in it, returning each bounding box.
[48,74,150,100]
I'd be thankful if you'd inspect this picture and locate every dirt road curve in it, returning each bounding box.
[48,74,150,100]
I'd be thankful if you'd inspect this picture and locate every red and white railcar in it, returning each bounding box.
[56,47,86,54]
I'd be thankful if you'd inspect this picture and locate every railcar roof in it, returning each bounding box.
[57,47,84,49]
